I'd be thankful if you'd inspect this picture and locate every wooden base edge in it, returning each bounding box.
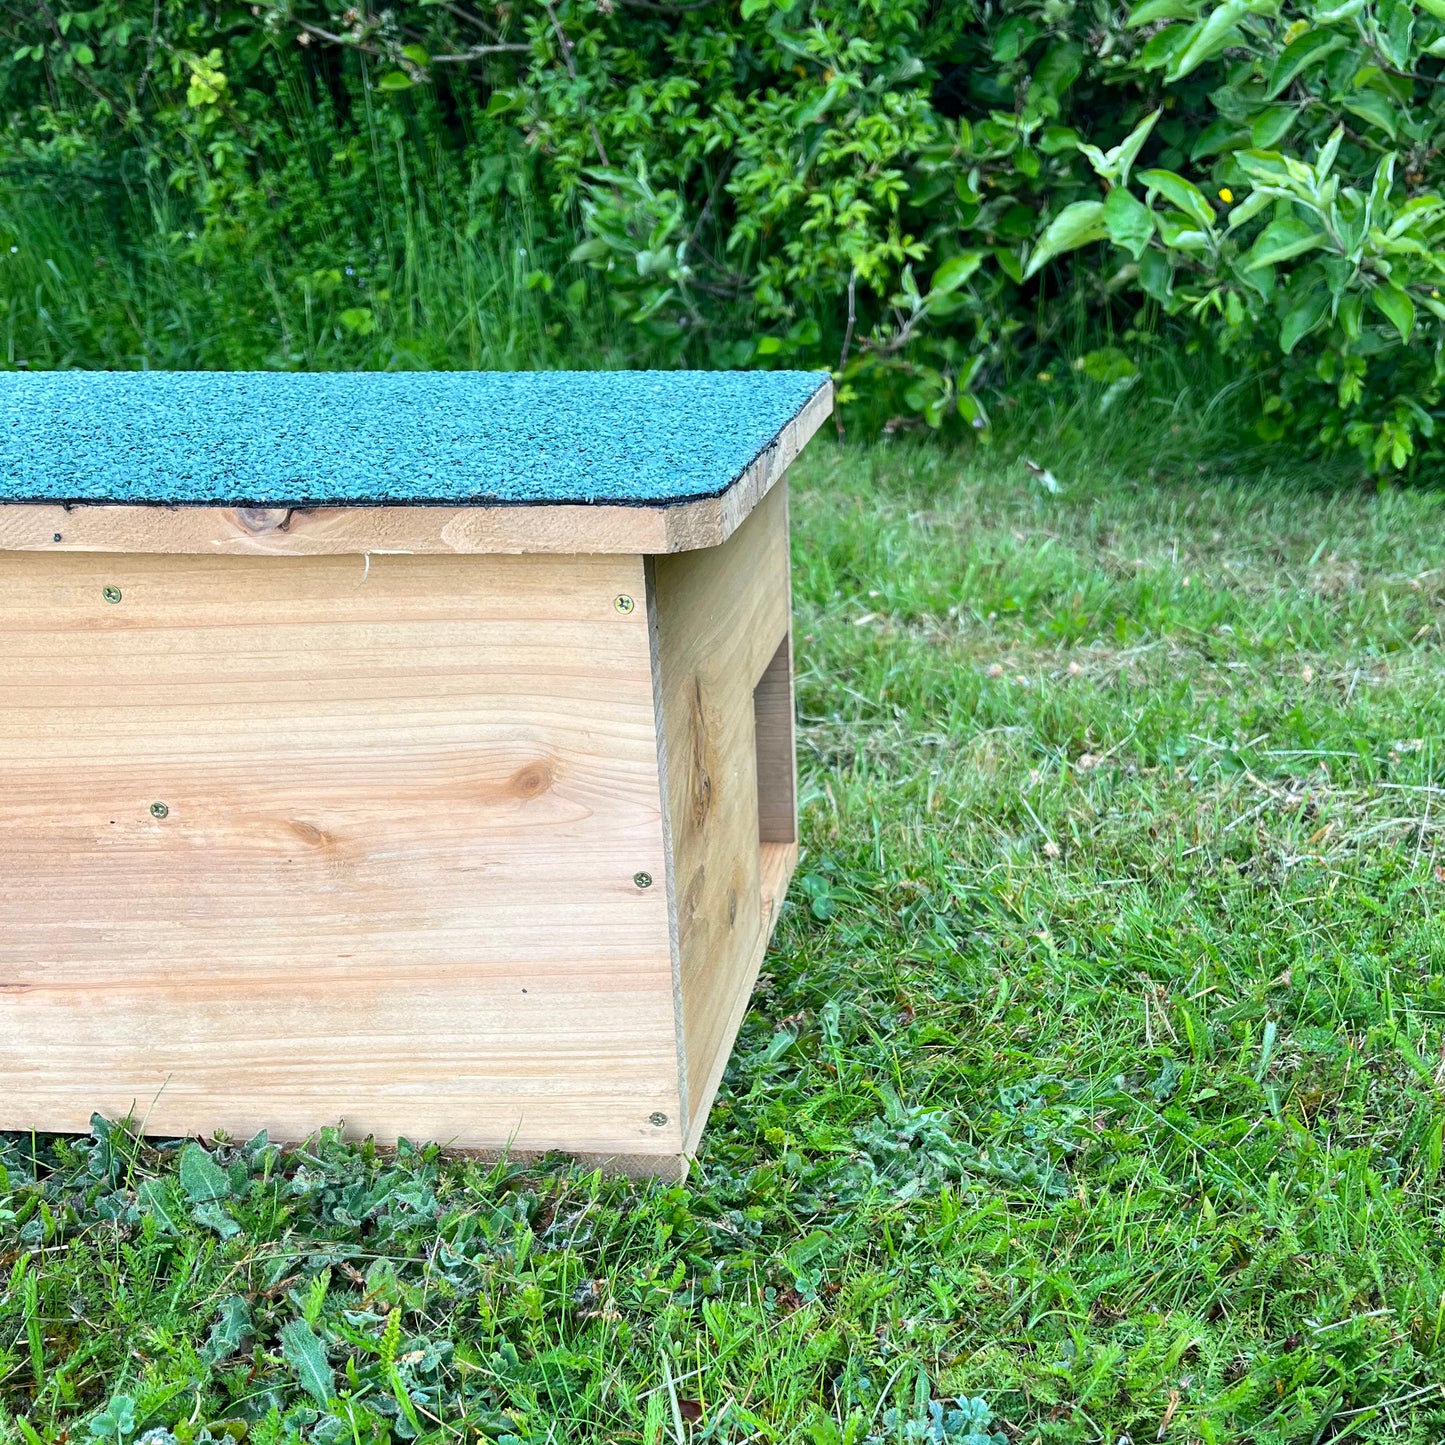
[457,1146,690,1183]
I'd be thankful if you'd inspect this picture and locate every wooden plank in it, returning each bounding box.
[0,383,832,559]
[649,481,796,1147]
[0,549,683,1157]
[684,838,797,1154]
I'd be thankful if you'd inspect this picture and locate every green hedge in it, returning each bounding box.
[5,0,1445,469]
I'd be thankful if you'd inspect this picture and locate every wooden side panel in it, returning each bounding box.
[0,550,682,1158]
[650,482,796,1149]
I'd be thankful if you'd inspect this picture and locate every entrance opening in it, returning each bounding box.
[753,632,795,914]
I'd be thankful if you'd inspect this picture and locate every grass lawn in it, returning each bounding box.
[6,425,1445,1445]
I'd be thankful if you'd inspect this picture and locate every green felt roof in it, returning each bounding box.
[0,370,829,508]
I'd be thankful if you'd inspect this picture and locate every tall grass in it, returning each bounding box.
[0,138,631,374]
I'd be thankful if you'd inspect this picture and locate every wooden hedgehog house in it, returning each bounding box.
[0,369,831,1178]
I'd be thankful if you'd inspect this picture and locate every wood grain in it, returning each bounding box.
[650,482,796,1146]
[681,837,797,1154]
[0,383,832,559]
[753,635,797,845]
[0,549,683,1156]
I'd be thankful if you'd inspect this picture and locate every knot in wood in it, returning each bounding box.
[234,507,294,534]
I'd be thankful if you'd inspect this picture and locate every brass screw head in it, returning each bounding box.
[633,871,653,889]
[102,586,122,604]
[613,594,635,614]
[150,802,169,819]
[649,1112,668,1128]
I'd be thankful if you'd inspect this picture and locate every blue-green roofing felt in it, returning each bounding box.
[0,369,829,508]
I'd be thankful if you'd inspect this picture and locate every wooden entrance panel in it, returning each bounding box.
[0,549,681,1158]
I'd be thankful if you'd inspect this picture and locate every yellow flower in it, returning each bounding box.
[1218,187,1234,204]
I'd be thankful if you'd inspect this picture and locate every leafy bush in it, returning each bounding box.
[4,0,1445,468]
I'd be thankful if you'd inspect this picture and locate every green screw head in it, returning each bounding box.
[150,802,169,819]
[633,871,653,889]
[613,594,635,615]
[102,586,122,604]
[649,1112,668,1128]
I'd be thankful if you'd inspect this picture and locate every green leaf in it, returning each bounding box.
[280,1320,336,1406]
[380,1307,403,1372]
[1368,153,1397,226]
[1077,346,1139,383]
[1104,187,1155,258]
[1339,290,1364,339]
[1314,124,1344,183]
[1157,216,1213,250]
[88,1395,135,1441]
[1166,0,1248,81]
[569,237,611,263]
[931,252,983,295]
[1250,106,1297,148]
[303,1267,331,1327]
[740,0,770,16]
[1225,189,1274,230]
[1127,0,1200,23]
[377,70,413,91]
[1138,169,1217,231]
[1377,0,1414,67]
[1279,286,1329,352]
[992,16,1039,61]
[992,246,1024,284]
[201,1297,253,1366]
[1343,92,1399,140]
[1267,30,1348,98]
[136,1179,184,1234]
[1111,109,1161,187]
[958,392,990,433]
[1024,200,1108,277]
[179,1142,230,1203]
[191,1201,241,1239]
[1037,125,1080,155]
[1372,282,1415,340]
[1190,117,1248,160]
[1139,24,1193,70]
[71,43,94,65]
[1237,149,1313,189]
[400,44,428,66]
[1245,215,1327,268]
[1032,40,1083,101]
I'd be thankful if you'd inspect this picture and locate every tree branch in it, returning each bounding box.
[430,42,532,62]
[540,0,611,168]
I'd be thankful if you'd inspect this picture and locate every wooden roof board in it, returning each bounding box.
[0,371,830,555]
